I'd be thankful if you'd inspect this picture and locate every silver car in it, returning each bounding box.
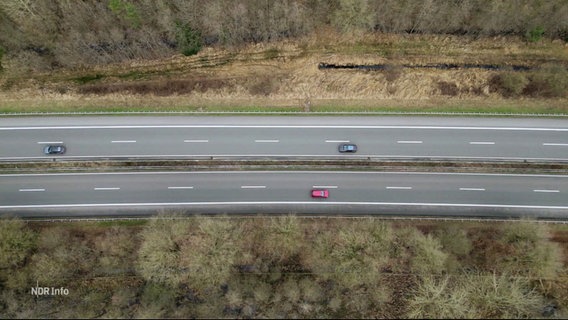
[43,145,66,155]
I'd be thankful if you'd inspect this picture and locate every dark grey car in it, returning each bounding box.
[43,145,66,155]
[338,143,357,153]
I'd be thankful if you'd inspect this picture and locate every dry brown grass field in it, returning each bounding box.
[0,215,566,318]
[1,31,567,114]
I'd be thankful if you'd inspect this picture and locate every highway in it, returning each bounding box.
[1,171,567,218]
[0,116,567,161]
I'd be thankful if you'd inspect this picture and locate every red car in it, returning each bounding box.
[311,189,329,198]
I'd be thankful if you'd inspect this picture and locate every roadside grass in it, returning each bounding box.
[0,95,566,115]
[309,99,568,114]
[300,31,568,64]
[96,219,148,227]
[1,32,567,116]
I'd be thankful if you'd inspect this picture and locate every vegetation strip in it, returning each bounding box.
[1,215,566,318]
[1,111,568,117]
[1,159,568,175]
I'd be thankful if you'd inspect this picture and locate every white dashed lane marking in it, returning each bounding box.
[111,140,136,143]
[469,142,495,145]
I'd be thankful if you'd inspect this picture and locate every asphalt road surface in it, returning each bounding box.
[2,171,567,219]
[1,116,567,161]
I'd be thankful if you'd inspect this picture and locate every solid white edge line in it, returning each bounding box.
[111,140,136,143]
[18,188,45,192]
[533,189,560,193]
[469,142,495,145]
[459,188,486,191]
[3,125,568,131]
[543,143,568,146]
[94,187,120,191]
[37,141,63,144]
[386,186,413,190]
[183,140,208,143]
[312,186,338,189]
[397,141,423,144]
[2,171,568,178]
[2,201,568,210]
[241,186,266,189]
[167,186,194,190]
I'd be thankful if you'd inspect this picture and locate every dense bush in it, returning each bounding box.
[175,22,202,56]
[526,26,545,42]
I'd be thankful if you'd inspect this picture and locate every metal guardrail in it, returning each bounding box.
[2,156,568,164]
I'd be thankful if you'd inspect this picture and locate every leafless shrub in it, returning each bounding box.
[437,81,459,96]
[306,219,393,289]
[435,224,472,257]
[384,64,403,82]
[280,278,302,303]
[524,64,568,98]
[178,216,242,289]
[137,217,185,286]
[398,227,449,275]
[30,227,95,287]
[499,222,564,278]
[299,278,323,303]
[95,227,137,275]
[248,76,281,96]
[79,78,229,96]
[489,72,529,97]
[407,273,543,319]
[0,217,36,269]
[249,215,304,267]
[135,283,177,318]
